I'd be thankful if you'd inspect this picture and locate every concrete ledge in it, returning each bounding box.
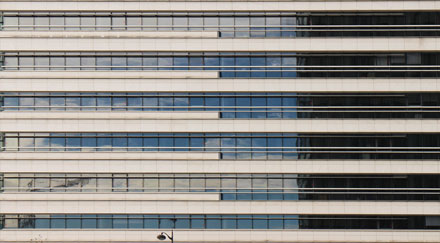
[0,200,439,215]
[1,229,440,243]
[1,78,440,92]
[1,119,440,133]
[0,159,439,174]
[1,38,440,52]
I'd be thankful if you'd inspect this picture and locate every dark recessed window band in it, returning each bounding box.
[2,11,440,37]
[1,214,440,230]
[2,92,440,119]
[1,52,440,78]
[3,133,440,159]
[1,173,440,201]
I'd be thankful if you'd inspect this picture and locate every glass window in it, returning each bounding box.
[4,56,18,70]
[35,57,49,70]
[65,17,80,30]
[96,57,111,70]
[235,17,250,37]
[19,57,34,70]
[96,17,111,31]
[50,17,65,31]
[82,215,97,228]
[158,17,172,31]
[34,17,49,31]
[173,17,188,31]
[66,57,81,70]
[237,215,252,229]
[19,17,33,31]
[143,215,159,228]
[142,17,157,31]
[51,215,66,229]
[113,215,128,228]
[3,16,19,31]
[66,215,81,228]
[81,17,95,31]
[127,17,142,31]
[97,215,112,228]
[127,57,142,71]
[50,57,65,71]
[189,17,203,31]
[112,16,126,30]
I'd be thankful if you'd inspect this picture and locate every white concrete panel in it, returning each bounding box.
[1,159,439,174]
[1,229,440,243]
[1,200,440,215]
[1,38,440,52]
[0,193,220,201]
[1,119,440,133]
[1,1,439,11]
[2,78,440,92]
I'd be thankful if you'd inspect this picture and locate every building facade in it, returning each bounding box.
[0,0,440,242]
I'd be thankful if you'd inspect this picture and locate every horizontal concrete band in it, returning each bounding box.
[1,119,440,133]
[1,159,439,174]
[1,38,439,52]
[0,112,220,120]
[1,230,440,243]
[0,31,218,38]
[0,152,220,161]
[2,78,440,92]
[0,71,219,79]
[1,201,440,214]
[0,1,438,11]
[0,193,220,201]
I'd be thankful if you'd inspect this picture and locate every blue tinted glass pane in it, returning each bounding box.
[35,218,50,228]
[284,219,299,229]
[269,215,283,229]
[159,138,173,151]
[237,218,252,229]
[50,216,66,229]
[66,137,81,151]
[206,219,221,229]
[128,217,143,229]
[222,216,236,229]
[113,216,128,228]
[82,218,97,228]
[144,215,159,228]
[97,215,112,228]
[97,137,111,151]
[175,138,189,151]
[127,97,142,110]
[191,219,204,229]
[158,57,172,70]
[175,218,190,229]
[143,137,158,151]
[174,57,188,70]
[190,137,204,151]
[96,97,111,110]
[51,137,65,151]
[143,97,158,111]
[66,218,81,228]
[159,218,174,228]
